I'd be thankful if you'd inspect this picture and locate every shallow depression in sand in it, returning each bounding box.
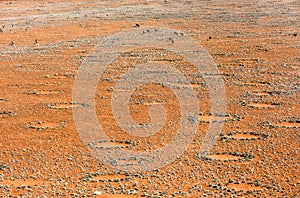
[35,90,63,95]
[250,91,271,96]
[50,103,87,109]
[96,194,138,198]
[247,102,280,108]
[231,133,259,140]
[0,178,50,187]
[30,122,58,129]
[93,141,130,149]
[272,121,300,128]
[227,183,262,191]
[291,65,300,69]
[206,154,241,161]
[170,83,203,88]
[143,101,163,106]
[239,82,269,86]
[198,115,232,122]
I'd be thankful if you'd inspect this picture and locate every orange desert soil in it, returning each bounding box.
[0,0,299,197]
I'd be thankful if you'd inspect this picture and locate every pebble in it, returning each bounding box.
[93,191,102,195]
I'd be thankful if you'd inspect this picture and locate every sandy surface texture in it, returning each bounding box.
[0,0,299,197]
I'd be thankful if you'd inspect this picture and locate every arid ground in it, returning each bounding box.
[0,0,299,197]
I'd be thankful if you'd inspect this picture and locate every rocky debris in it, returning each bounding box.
[0,164,7,170]
[0,110,15,117]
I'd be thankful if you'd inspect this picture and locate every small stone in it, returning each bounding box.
[7,110,14,116]
[0,164,7,170]
[93,191,102,195]
[168,37,174,43]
